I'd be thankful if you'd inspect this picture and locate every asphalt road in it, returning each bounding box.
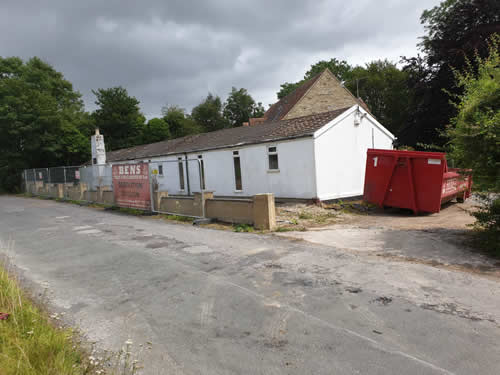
[0,196,499,375]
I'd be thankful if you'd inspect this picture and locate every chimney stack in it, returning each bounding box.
[91,128,106,165]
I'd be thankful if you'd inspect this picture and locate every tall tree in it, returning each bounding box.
[400,0,500,148]
[0,57,89,191]
[191,93,229,132]
[446,35,500,190]
[161,105,201,139]
[446,35,500,254]
[351,60,411,135]
[223,87,265,127]
[277,58,353,98]
[91,87,145,151]
[276,58,410,135]
[141,117,170,144]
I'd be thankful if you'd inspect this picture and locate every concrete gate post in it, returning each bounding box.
[253,193,276,230]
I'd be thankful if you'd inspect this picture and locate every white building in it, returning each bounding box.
[103,69,395,201]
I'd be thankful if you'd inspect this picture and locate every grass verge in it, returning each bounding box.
[0,261,87,375]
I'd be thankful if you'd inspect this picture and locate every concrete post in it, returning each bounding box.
[57,184,64,199]
[253,193,276,230]
[154,191,169,211]
[194,191,213,217]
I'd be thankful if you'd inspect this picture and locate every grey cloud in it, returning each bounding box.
[0,0,440,117]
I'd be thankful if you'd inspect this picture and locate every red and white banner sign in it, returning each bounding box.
[112,163,151,210]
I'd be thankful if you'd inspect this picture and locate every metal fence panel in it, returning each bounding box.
[149,159,204,217]
[79,165,112,191]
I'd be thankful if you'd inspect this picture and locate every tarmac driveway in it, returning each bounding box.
[0,196,499,374]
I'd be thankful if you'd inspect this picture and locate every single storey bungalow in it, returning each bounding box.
[100,69,395,201]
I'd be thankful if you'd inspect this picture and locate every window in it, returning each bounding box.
[158,164,163,176]
[233,151,242,191]
[198,155,206,190]
[268,146,279,170]
[178,157,185,190]
[92,158,97,165]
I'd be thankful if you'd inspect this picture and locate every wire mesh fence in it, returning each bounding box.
[22,159,204,213]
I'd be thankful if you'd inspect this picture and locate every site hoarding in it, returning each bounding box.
[112,163,151,210]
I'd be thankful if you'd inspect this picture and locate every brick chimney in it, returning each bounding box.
[248,117,266,126]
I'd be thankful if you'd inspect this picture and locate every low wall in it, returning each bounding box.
[101,191,114,205]
[159,196,198,216]
[206,199,253,224]
[155,191,276,229]
[25,182,276,229]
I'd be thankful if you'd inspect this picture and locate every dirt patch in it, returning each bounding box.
[275,198,499,276]
[276,203,343,230]
[276,199,476,232]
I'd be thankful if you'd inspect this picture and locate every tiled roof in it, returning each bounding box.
[105,107,350,162]
[263,73,322,122]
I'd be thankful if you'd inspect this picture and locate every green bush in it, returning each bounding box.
[471,196,500,256]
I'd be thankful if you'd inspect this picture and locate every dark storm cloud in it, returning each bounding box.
[0,0,440,117]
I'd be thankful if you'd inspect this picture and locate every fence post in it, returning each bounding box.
[64,167,67,199]
[197,159,206,218]
[24,170,28,193]
[47,167,50,184]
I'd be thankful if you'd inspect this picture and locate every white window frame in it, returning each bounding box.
[232,150,243,192]
[267,145,279,172]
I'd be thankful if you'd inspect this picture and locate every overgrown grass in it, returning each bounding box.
[0,261,86,375]
[0,241,145,375]
[161,214,195,223]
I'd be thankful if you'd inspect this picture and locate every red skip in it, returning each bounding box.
[363,149,472,214]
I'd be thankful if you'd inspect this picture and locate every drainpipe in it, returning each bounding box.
[184,153,191,196]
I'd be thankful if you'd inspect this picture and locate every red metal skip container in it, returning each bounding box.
[363,149,472,214]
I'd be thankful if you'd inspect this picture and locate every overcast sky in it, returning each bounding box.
[0,0,441,118]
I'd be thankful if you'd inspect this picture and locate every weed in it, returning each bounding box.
[298,211,313,220]
[289,218,298,225]
[275,226,306,232]
[163,214,195,222]
[233,223,255,232]
[109,206,146,216]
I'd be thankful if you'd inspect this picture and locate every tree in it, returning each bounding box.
[161,105,202,139]
[141,117,170,144]
[277,58,353,98]
[91,87,145,151]
[276,58,410,135]
[446,34,500,254]
[0,57,89,191]
[351,60,411,135]
[400,0,500,148]
[223,87,265,127]
[447,35,500,190]
[191,93,229,132]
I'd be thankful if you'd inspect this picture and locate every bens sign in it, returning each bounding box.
[112,163,151,210]
[116,164,144,175]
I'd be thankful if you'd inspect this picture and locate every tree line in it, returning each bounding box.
[0,0,498,194]
[0,61,264,191]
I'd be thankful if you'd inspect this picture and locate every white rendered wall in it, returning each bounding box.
[149,137,317,199]
[313,107,394,201]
